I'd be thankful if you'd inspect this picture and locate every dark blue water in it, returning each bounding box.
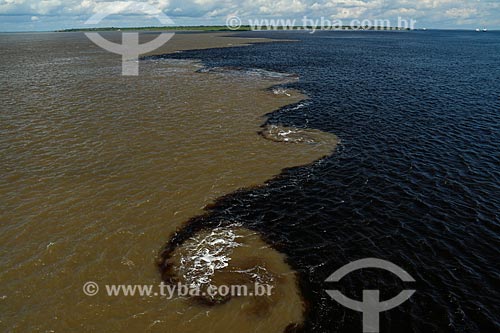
[153,30,500,332]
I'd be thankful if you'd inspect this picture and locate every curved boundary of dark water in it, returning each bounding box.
[147,38,338,332]
[156,169,329,332]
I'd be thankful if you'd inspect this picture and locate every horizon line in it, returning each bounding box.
[1,25,499,33]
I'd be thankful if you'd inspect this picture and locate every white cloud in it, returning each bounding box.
[258,0,307,14]
[334,7,368,19]
[0,0,499,29]
[445,7,478,19]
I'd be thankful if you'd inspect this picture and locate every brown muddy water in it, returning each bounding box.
[0,32,337,332]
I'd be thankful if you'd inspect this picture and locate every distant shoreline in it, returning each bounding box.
[56,25,412,32]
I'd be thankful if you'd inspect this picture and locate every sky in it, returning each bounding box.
[0,0,499,32]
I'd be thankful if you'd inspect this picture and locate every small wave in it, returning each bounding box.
[271,87,292,96]
[197,66,298,80]
[260,124,339,148]
[176,224,243,288]
[261,125,313,143]
[290,101,311,110]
